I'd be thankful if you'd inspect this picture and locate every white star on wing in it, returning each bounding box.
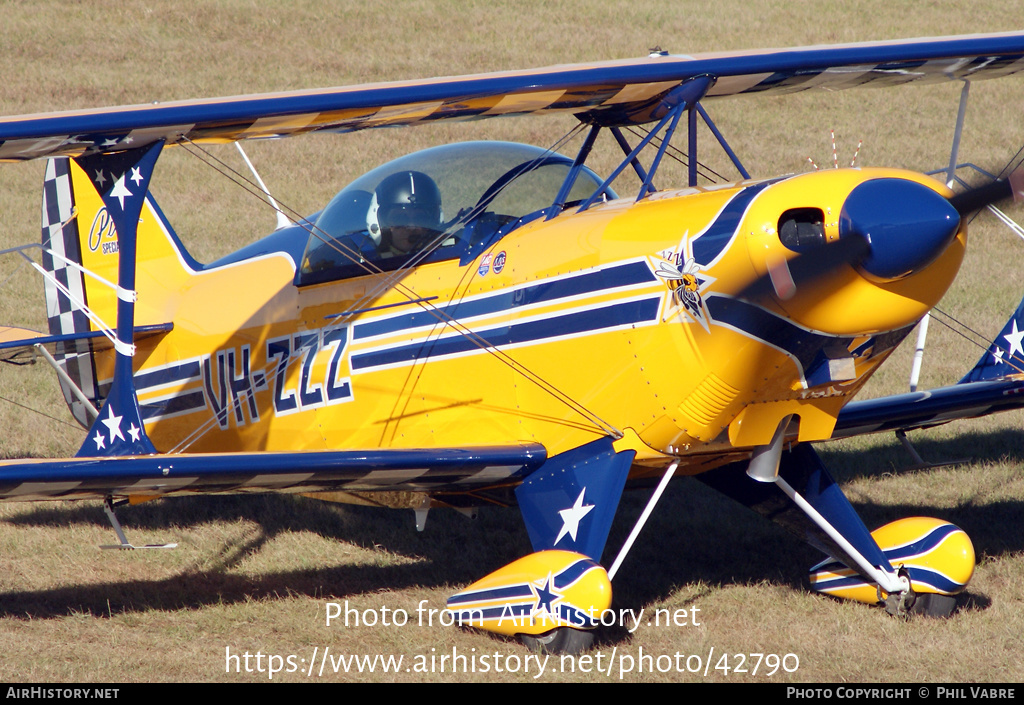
[109,175,132,210]
[554,488,595,545]
[94,169,106,186]
[130,166,143,186]
[1004,320,1024,359]
[101,405,125,443]
[128,423,141,443]
[93,430,106,450]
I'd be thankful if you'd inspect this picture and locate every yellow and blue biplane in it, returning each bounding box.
[0,31,1023,653]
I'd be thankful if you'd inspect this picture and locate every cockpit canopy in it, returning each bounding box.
[298,141,610,285]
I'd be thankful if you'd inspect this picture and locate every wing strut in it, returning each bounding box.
[577,76,713,212]
[33,343,99,420]
[641,102,686,196]
[696,104,750,180]
[548,124,601,217]
[606,459,678,581]
[688,98,699,187]
[909,81,973,395]
[609,128,653,191]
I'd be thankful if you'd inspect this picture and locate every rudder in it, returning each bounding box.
[39,156,188,427]
[41,157,98,426]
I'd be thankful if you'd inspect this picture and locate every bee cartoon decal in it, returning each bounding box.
[652,232,715,332]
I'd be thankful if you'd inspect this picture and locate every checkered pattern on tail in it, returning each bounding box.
[41,158,99,427]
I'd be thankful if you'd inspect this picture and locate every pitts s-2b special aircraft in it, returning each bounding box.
[0,32,1023,653]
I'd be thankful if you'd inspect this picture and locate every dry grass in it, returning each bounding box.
[0,0,1023,683]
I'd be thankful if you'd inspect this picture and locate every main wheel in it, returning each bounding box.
[911,592,958,618]
[520,628,594,655]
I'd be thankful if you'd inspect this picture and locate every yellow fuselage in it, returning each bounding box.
[72,163,965,477]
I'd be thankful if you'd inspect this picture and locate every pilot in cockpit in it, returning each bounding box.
[373,170,444,258]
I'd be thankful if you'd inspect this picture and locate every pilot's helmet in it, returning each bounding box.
[374,171,443,246]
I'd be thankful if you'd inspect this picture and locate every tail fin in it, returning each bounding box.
[40,157,186,426]
[960,295,1024,383]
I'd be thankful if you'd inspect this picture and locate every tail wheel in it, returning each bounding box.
[520,628,594,655]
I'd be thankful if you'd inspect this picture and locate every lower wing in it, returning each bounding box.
[0,444,546,501]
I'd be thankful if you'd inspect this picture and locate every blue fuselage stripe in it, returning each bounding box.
[705,294,850,373]
[691,181,772,266]
[134,360,202,391]
[353,260,656,340]
[352,297,660,370]
[140,391,207,421]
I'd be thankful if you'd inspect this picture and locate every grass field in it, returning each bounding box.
[0,0,1023,683]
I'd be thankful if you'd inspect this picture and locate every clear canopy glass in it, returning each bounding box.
[298,141,609,284]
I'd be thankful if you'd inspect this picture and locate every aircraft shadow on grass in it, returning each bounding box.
[1,424,1020,643]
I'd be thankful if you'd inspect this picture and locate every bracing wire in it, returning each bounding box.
[624,125,727,184]
[171,128,623,451]
[929,306,1024,377]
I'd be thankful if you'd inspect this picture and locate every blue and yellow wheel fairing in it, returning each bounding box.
[809,517,975,605]
[446,550,612,637]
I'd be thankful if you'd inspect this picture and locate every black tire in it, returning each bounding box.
[911,592,958,618]
[520,628,595,655]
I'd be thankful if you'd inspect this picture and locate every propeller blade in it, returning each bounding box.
[740,169,1022,305]
[948,168,1024,216]
[739,233,869,302]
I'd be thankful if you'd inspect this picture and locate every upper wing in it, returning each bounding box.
[1,32,1024,161]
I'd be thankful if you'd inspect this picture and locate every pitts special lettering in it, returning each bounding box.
[88,207,119,255]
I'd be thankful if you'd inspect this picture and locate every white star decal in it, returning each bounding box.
[554,488,595,545]
[130,166,143,186]
[94,169,107,186]
[93,430,106,450]
[101,405,125,443]
[1004,320,1024,359]
[109,174,132,210]
[128,423,141,443]
[994,347,1005,364]
[101,138,118,148]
